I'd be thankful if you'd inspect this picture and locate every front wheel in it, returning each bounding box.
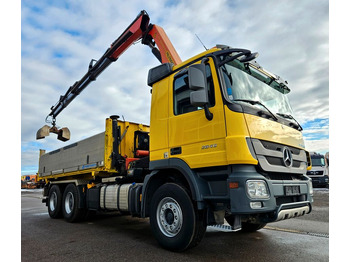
[150,183,206,251]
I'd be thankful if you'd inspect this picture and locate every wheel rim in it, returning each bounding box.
[156,197,183,237]
[49,191,57,211]
[64,192,74,214]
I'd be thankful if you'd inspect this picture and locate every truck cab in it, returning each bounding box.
[307,152,329,188]
[146,45,313,231]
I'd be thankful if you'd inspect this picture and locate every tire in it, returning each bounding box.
[62,184,86,223]
[48,185,63,218]
[150,183,207,251]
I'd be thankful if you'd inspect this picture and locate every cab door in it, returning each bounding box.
[168,58,227,169]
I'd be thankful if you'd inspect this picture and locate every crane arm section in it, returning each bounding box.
[46,10,181,123]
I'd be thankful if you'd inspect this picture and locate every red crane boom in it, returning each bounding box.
[37,10,181,141]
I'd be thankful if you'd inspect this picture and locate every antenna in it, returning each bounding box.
[195,34,208,50]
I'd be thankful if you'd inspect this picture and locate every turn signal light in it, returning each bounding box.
[229,182,239,189]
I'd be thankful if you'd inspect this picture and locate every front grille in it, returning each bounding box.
[260,140,301,155]
[265,156,302,168]
[251,139,307,175]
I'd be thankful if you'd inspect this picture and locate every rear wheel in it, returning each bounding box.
[48,185,62,218]
[62,184,86,222]
[150,183,206,251]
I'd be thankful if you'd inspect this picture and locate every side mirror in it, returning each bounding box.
[188,64,209,106]
[188,64,213,120]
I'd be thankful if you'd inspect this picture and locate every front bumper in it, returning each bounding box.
[227,165,313,223]
[275,202,311,221]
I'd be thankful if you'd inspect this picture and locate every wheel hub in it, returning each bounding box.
[49,191,57,211]
[64,192,74,214]
[157,197,183,237]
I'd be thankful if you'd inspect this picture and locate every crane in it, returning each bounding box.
[36,10,181,141]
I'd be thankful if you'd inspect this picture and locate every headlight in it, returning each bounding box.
[246,180,270,199]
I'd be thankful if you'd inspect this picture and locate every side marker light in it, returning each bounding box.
[229,182,239,189]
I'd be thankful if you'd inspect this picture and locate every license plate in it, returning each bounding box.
[285,185,300,196]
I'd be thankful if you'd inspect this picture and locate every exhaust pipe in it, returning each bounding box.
[36,125,70,141]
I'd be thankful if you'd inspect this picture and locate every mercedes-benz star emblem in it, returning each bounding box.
[282,147,293,167]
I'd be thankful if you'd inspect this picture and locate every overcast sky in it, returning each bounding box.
[21,0,329,175]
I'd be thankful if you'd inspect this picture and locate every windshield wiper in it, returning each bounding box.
[276,113,303,131]
[234,99,278,121]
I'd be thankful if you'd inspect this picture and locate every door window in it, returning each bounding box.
[173,64,215,115]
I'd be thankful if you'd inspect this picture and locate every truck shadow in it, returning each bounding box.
[81,212,284,260]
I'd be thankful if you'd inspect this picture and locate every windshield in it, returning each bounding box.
[221,59,294,115]
[311,156,325,166]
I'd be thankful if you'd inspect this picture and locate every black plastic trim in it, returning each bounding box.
[149,158,205,202]
[170,147,182,155]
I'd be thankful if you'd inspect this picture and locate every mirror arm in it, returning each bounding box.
[204,104,213,121]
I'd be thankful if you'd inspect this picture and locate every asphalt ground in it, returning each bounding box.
[21,188,329,262]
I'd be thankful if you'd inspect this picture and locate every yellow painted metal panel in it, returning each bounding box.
[225,136,258,165]
[224,107,258,165]
[178,138,227,168]
[150,77,170,161]
[168,58,227,168]
[243,113,306,150]
[104,118,113,170]
[150,149,168,161]
[117,120,150,159]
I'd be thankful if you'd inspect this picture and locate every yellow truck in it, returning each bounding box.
[37,10,313,251]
